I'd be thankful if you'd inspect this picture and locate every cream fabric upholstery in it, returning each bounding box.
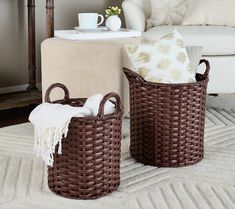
[199,56,235,94]
[182,0,235,27]
[122,0,146,32]
[147,0,188,27]
[122,0,151,32]
[125,0,151,18]
[122,0,235,93]
[41,37,141,112]
[122,0,235,55]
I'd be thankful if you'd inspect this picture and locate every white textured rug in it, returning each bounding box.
[1,108,235,209]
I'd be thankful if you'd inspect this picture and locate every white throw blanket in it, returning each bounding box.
[29,94,115,166]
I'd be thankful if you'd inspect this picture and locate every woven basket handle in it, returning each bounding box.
[123,67,146,83]
[97,93,123,118]
[199,59,210,79]
[45,83,70,103]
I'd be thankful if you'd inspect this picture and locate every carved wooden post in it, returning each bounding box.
[27,0,37,91]
[46,0,55,38]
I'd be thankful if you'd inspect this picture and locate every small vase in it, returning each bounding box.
[105,15,121,31]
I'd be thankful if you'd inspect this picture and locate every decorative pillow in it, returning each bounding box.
[124,46,203,76]
[186,46,203,74]
[182,0,235,26]
[147,0,188,28]
[125,30,196,84]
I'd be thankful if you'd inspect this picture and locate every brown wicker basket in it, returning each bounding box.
[45,83,123,199]
[124,59,210,168]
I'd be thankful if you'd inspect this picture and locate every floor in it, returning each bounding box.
[0,106,35,128]
[1,108,235,209]
[206,94,235,110]
[0,94,234,209]
[0,91,41,111]
[0,91,41,128]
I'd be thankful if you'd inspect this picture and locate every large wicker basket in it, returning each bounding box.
[124,59,210,168]
[45,83,123,199]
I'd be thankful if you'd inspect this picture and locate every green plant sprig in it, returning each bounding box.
[105,6,121,17]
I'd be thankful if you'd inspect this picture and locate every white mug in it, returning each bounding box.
[78,13,104,29]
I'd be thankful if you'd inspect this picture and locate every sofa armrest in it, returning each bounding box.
[122,0,146,32]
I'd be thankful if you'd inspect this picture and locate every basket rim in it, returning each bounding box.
[45,83,124,120]
[123,67,209,87]
[49,98,123,121]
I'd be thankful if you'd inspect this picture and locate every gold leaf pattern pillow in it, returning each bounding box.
[125,30,196,84]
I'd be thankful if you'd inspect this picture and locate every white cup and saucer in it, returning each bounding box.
[75,13,107,32]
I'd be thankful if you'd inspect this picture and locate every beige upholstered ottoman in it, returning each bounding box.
[41,37,140,111]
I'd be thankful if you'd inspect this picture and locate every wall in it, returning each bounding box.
[0,0,27,88]
[0,0,123,90]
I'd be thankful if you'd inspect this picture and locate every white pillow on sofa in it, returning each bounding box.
[186,46,203,74]
[125,30,196,84]
[182,0,235,26]
[147,0,188,28]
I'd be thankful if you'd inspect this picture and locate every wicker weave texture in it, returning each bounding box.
[124,59,210,168]
[45,83,123,199]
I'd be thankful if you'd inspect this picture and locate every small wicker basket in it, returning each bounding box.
[124,59,210,168]
[45,83,123,199]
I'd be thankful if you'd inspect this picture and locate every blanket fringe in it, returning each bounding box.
[34,120,70,166]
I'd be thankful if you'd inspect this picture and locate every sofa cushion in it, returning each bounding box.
[147,0,188,27]
[144,26,235,55]
[182,0,235,27]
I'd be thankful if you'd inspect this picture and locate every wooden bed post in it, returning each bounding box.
[26,0,54,91]
[46,0,55,38]
[27,0,37,91]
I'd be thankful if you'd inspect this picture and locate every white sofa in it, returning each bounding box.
[122,0,235,94]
